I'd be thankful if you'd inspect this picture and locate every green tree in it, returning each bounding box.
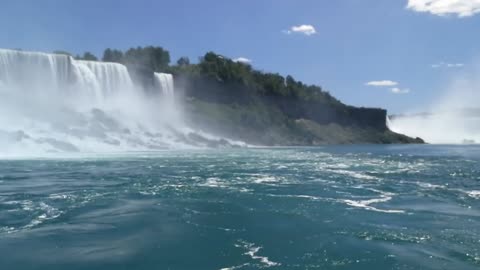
[81,52,98,61]
[103,48,124,63]
[177,57,190,66]
[103,48,113,61]
[124,46,170,71]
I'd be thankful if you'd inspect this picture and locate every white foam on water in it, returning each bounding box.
[466,190,480,199]
[219,264,250,270]
[252,175,280,184]
[329,169,379,181]
[316,158,380,181]
[1,200,63,232]
[244,245,279,267]
[343,190,405,214]
[417,182,446,190]
[238,240,279,267]
[265,193,326,201]
[218,240,281,269]
[200,177,226,188]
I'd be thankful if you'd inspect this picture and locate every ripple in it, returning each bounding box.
[200,177,227,188]
[220,240,280,269]
[466,190,480,199]
[251,175,281,184]
[0,146,479,269]
[1,200,63,233]
[342,190,405,214]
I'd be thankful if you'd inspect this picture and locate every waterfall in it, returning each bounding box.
[0,49,71,94]
[0,48,242,155]
[0,48,159,154]
[0,49,134,105]
[154,72,174,99]
[386,116,396,132]
[75,60,134,99]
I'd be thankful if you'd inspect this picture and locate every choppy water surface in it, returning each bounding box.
[0,145,479,269]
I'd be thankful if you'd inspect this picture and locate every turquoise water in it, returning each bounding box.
[0,145,479,269]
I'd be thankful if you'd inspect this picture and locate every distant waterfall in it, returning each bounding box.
[0,48,241,155]
[386,116,395,132]
[388,112,480,144]
[154,72,174,99]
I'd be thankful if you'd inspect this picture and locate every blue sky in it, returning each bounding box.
[1,0,479,113]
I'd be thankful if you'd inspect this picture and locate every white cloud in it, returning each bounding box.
[407,0,480,17]
[233,57,252,64]
[365,80,398,87]
[431,62,464,68]
[284,24,317,36]
[391,87,411,94]
[366,80,410,94]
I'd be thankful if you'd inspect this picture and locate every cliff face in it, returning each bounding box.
[268,98,388,130]
[175,75,423,146]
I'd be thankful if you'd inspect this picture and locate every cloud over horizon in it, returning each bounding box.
[233,57,252,64]
[366,80,410,94]
[284,25,317,36]
[431,62,464,68]
[391,87,411,94]
[407,0,480,17]
[365,80,398,87]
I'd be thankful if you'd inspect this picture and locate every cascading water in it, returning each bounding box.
[0,49,71,94]
[0,49,134,107]
[154,73,174,99]
[0,49,242,156]
[75,60,134,101]
[154,72,175,110]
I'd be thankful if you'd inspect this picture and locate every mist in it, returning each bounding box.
[0,49,239,157]
[388,64,480,144]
